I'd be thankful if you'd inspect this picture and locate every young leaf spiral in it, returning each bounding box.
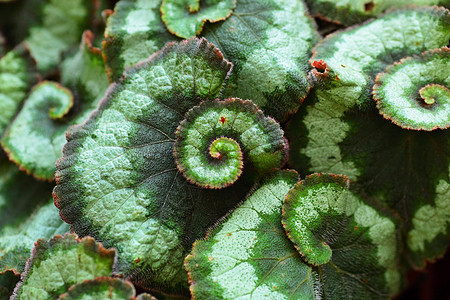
[174,98,287,189]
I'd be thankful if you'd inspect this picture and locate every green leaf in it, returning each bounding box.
[12,233,116,300]
[0,159,53,231]
[58,277,154,300]
[0,198,70,274]
[185,170,316,299]
[282,174,401,296]
[373,47,450,131]
[2,32,110,181]
[161,0,235,39]
[174,99,287,189]
[0,271,19,299]
[2,81,74,180]
[103,0,319,120]
[0,45,39,137]
[24,0,96,73]
[287,7,450,268]
[102,0,180,82]
[53,38,254,292]
[305,0,448,25]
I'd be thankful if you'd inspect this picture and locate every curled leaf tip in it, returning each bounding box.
[374,47,450,131]
[419,84,448,106]
[174,98,286,189]
[161,0,236,39]
[281,173,400,295]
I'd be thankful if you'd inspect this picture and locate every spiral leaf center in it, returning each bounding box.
[174,98,287,189]
[419,84,449,105]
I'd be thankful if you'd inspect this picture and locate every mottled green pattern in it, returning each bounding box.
[103,0,179,81]
[12,234,116,300]
[287,7,450,268]
[2,82,74,180]
[282,174,400,297]
[54,38,253,292]
[185,170,319,299]
[103,0,319,120]
[2,32,109,181]
[373,47,450,130]
[0,159,53,231]
[161,0,235,38]
[174,99,286,188]
[59,278,136,300]
[0,46,38,137]
[306,0,447,25]
[25,0,93,73]
[0,199,69,274]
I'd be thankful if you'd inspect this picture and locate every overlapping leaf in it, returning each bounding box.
[160,0,236,38]
[373,47,449,131]
[0,199,69,274]
[0,159,53,231]
[282,174,401,298]
[58,277,156,300]
[287,7,450,268]
[186,171,401,299]
[174,98,287,189]
[2,31,110,180]
[24,0,97,73]
[185,170,317,299]
[53,38,255,293]
[12,233,116,299]
[103,0,319,120]
[305,0,448,25]
[0,45,38,137]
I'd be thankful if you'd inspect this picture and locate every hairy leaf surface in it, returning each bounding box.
[58,277,156,300]
[24,0,96,73]
[103,0,319,120]
[0,45,38,137]
[2,32,109,180]
[0,199,69,274]
[282,174,400,298]
[287,7,450,268]
[53,38,255,292]
[185,170,317,299]
[305,0,448,25]
[12,233,116,300]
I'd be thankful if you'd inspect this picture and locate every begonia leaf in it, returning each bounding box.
[185,170,316,299]
[174,98,287,189]
[0,159,53,231]
[373,47,449,131]
[24,0,97,73]
[305,0,448,25]
[53,38,255,293]
[58,277,156,300]
[282,174,401,297]
[0,45,38,137]
[103,0,319,120]
[12,233,116,300]
[2,82,74,180]
[2,32,109,180]
[0,271,19,299]
[186,171,401,299]
[160,0,235,39]
[287,7,450,268]
[0,198,70,274]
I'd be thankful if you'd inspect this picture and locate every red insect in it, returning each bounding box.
[220,116,226,124]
